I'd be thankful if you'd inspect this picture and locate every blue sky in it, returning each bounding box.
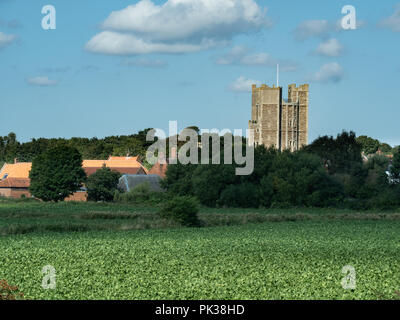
[0,0,399,146]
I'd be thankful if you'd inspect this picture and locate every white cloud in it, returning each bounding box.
[0,31,16,49]
[293,20,330,41]
[102,0,270,41]
[295,18,364,41]
[315,38,344,57]
[215,45,247,65]
[215,46,299,71]
[240,52,274,66]
[86,0,271,55]
[86,31,221,55]
[27,76,58,87]
[380,4,400,32]
[216,46,276,66]
[310,62,344,83]
[229,76,260,92]
[119,57,168,68]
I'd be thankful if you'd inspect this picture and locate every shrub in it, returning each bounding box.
[114,182,166,205]
[126,182,152,203]
[86,166,121,202]
[0,279,24,300]
[158,196,200,227]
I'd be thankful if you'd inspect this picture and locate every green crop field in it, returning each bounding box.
[1,199,400,300]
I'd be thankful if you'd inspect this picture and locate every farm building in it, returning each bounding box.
[0,156,149,200]
[148,159,168,178]
[118,174,164,193]
[0,162,32,198]
[82,156,148,176]
[147,149,176,178]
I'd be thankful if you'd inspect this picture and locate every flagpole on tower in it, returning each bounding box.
[277,64,279,87]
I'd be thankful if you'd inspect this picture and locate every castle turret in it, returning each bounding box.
[249,83,309,151]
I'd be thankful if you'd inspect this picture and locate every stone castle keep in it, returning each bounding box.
[249,83,309,151]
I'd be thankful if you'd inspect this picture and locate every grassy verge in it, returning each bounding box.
[1,197,400,236]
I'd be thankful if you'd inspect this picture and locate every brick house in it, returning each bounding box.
[0,156,148,200]
[0,162,32,198]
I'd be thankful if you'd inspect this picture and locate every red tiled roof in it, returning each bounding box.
[82,157,148,174]
[84,167,146,176]
[0,163,32,179]
[0,178,31,188]
[149,161,168,178]
[107,156,139,161]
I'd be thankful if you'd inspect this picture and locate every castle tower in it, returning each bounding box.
[249,83,309,151]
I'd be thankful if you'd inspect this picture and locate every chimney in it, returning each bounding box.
[170,147,177,160]
[14,158,18,164]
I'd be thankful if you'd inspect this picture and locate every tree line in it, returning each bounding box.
[0,129,154,166]
[3,129,400,210]
[162,131,400,210]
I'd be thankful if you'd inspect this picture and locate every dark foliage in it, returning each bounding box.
[86,166,121,202]
[304,131,363,174]
[356,135,380,155]
[162,131,399,210]
[391,150,400,181]
[0,129,154,165]
[158,196,200,227]
[29,145,86,202]
[114,182,167,205]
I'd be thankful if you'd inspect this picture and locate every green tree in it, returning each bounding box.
[29,145,86,202]
[356,135,380,155]
[379,143,392,153]
[259,151,343,208]
[0,132,19,162]
[86,166,121,202]
[305,131,362,174]
[355,155,390,199]
[390,150,400,181]
[192,164,238,207]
